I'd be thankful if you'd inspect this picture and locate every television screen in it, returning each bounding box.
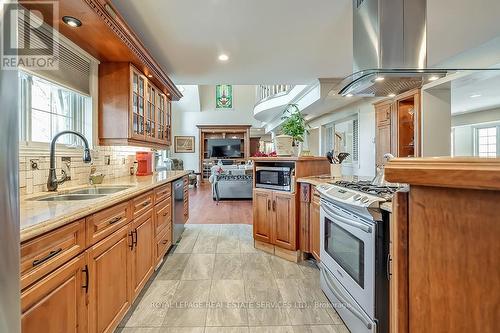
[207,139,242,158]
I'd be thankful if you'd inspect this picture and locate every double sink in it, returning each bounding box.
[32,185,134,201]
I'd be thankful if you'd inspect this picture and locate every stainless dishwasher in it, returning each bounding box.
[172,178,185,243]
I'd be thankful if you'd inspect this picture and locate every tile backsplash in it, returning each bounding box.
[19,146,153,196]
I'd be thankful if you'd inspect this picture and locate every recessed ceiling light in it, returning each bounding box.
[470,94,481,98]
[62,16,82,28]
[147,74,153,78]
[218,54,229,61]
[345,93,353,97]
[167,93,170,96]
[388,93,396,98]
[428,75,439,81]
[375,77,385,82]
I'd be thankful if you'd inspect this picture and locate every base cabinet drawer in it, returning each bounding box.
[154,183,171,204]
[87,201,131,245]
[132,191,154,219]
[21,253,87,333]
[155,225,172,264]
[154,199,171,237]
[87,225,132,333]
[21,220,86,290]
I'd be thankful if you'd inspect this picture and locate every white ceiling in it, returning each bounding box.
[111,0,353,85]
[451,70,500,114]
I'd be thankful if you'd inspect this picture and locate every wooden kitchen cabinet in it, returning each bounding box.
[272,191,296,250]
[21,254,88,333]
[386,158,500,333]
[87,225,132,333]
[310,188,321,261]
[130,209,155,300]
[375,100,393,166]
[253,188,296,251]
[99,62,171,149]
[253,188,273,243]
[21,219,86,290]
[374,89,421,165]
[298,183,321,261]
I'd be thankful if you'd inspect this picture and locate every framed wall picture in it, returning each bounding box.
[216,84,233,109]
[174,136,195,153]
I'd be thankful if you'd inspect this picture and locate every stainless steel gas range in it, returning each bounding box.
[316,180,400,333]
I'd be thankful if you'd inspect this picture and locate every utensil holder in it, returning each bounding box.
[330,164,342,178]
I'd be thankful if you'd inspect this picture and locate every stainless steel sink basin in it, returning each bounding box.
[35,194,106,201]
[67,186,133,195]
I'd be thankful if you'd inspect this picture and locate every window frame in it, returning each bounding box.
[474,123,500,158]
[19,71,93,149]
[322,114,359,166]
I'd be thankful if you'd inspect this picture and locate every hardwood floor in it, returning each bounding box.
[188,182,253,225]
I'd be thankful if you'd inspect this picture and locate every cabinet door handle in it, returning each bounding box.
[133,229,138,246]
[386,253,392,280]
[272,200,276,212]
[163,212,168,217]
[108,216,122,225]
[82,265,89,293]
[267,199,271,211]
[32,248,62,267]
[129,231,134,250]
[162,240,168,245]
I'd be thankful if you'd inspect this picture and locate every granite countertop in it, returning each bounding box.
[20,170,189,242]
[297,175,393,213]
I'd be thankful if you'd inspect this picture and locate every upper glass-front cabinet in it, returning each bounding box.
[129,65,171,146]
[99,63,173,149]
[131,68,145,139]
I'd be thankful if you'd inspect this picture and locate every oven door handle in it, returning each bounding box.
[321,265,373,329]
[321,204,372,233]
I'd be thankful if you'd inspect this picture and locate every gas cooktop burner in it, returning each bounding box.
[333,180,400,200]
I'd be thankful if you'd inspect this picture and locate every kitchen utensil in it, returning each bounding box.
[326,151,334,164]
[337,153,350,164]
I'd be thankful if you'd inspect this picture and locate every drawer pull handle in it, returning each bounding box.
[109,216,122,225]
[33,248,62,267]
[82,265,89,293]
[163,212,168,217]
[142,201,150,207]
[162,240,168,245]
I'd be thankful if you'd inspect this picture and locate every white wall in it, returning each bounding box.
[307,100,376,177]
[171,85,262,171]
[452,108,500,156]
[421,86,452,157]
[308,128,320,156]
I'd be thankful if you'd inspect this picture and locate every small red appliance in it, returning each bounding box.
[136,151,153,176]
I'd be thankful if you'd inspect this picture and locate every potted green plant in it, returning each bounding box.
[275,104,308,156]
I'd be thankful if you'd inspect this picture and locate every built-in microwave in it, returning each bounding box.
[255,166,292,191]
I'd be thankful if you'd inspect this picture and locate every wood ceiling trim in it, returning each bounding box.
[24,0,182,100]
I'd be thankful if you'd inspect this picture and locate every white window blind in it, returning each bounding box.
[18,9,91,95]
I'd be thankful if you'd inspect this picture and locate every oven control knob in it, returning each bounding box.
[353,194,361,201]
[361,197,370,204]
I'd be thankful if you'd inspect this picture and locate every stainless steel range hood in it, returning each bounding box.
[337,0,451,97]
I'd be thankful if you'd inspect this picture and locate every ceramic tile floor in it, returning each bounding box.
[116,224,349,333]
